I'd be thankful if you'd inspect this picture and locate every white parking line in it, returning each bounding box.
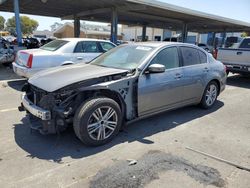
[0,108,17,113]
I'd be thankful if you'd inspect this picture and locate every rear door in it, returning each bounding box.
[138,47,184,116]
[180,46,208,103]
[72,41,102,63]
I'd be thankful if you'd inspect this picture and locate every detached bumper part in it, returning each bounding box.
[21,94,51,120]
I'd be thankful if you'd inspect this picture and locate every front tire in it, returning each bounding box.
[73,97,122,146]
[200,81,218,109]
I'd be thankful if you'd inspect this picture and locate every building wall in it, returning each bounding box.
[122,26,164,41]
[53,25,122,40]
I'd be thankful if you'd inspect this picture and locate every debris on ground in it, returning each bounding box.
[127,159,137,166]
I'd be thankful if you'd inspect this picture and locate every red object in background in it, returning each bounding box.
[213,49,218,59]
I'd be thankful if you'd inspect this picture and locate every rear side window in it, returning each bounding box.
[198,51,207,64]
[150,47,179,69]
[239,39,250,49]
[99,42,115,52]
[74,41,99,53]
[40,40,68,51]
[181,47,200,66]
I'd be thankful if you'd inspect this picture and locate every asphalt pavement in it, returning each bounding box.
[0,68,250,188]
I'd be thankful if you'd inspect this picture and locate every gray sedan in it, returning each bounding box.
[20,42,227,146]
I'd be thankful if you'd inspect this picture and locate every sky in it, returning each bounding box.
[0,0,250,31]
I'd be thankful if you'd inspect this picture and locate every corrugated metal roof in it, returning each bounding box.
[1,0,250,33]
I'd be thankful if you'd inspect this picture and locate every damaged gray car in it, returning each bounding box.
[19,42,227,146]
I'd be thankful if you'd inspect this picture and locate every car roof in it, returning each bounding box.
[60,38,112,42]
[127,42,199,49]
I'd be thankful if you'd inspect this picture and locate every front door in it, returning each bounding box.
[138,47,184,116]
[72,41,102,63]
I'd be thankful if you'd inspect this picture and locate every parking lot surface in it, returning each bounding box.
[0,66,250,188]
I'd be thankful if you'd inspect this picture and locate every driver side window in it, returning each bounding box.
[150,47,179,69]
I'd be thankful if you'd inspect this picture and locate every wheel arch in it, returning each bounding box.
[75,89,127,120]
[209,79,221,96]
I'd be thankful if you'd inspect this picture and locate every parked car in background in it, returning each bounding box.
[19,42,227,146]
[40,38,55,46]
[224,36,242,48]
[23,37,40,49]
[0,37,15,64]
[217,37,250,75]
[13,38,116,78]
[197,43,211,52]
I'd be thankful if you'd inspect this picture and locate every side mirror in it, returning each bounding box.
[148,64,165,73]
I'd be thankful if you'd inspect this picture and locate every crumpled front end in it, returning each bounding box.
[20,83,79,134]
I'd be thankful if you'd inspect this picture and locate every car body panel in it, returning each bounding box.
[28,64,128,92]
[181,64,208,103]
[138,67,184,116]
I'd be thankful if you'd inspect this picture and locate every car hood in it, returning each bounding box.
[29,64,128,92]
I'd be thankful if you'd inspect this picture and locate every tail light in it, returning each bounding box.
[27,54,33,68]
[213,49,218,59]
[224,64,227,72]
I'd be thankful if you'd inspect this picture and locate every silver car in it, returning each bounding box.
[13,38,116,78]
[19,42,227,146]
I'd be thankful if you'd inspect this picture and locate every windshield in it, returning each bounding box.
[40,40,68,51]
[90,45,155,70]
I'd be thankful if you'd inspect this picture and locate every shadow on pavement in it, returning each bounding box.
[13,101,224,163]
[7,79,27,91]
[227,74,250,89]
[0,64,20,81]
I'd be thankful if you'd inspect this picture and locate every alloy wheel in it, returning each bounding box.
[87,106,118,141]
[205,84,217,106]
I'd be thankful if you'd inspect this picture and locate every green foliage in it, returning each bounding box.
[241,32,250,37]
[6,16,39,35]
[0,15,5,30]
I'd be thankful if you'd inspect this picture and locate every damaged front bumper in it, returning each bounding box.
[21,94,51,120]
[20,93,59,134]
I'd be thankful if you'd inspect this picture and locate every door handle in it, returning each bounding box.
[175,73,183,79]
[203,67,209,72]
[77,57,83,60]
[236,51,243,55]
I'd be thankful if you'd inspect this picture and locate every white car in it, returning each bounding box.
[12,38,116,78]
[197,43,212,53]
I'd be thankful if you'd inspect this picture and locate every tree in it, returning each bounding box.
[241,32,250,37]
[6,16,39,35]
[50,22,63,31]
[0,16,5,30]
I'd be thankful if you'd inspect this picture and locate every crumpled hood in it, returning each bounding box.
[28,64,128,92]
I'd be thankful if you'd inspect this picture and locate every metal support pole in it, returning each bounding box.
[14,0,22,47]
[142,25,147,41]
[212,32,216,49]
[221,31,226,47]
[74,16,80,38]
[182,23,188,43]
[110,7,118,44]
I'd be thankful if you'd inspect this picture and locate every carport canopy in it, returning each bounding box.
[1,0,250,44]
[1,0,250,33]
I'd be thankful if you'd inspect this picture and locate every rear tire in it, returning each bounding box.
[73,97,122,146]
[200,81,218,109]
